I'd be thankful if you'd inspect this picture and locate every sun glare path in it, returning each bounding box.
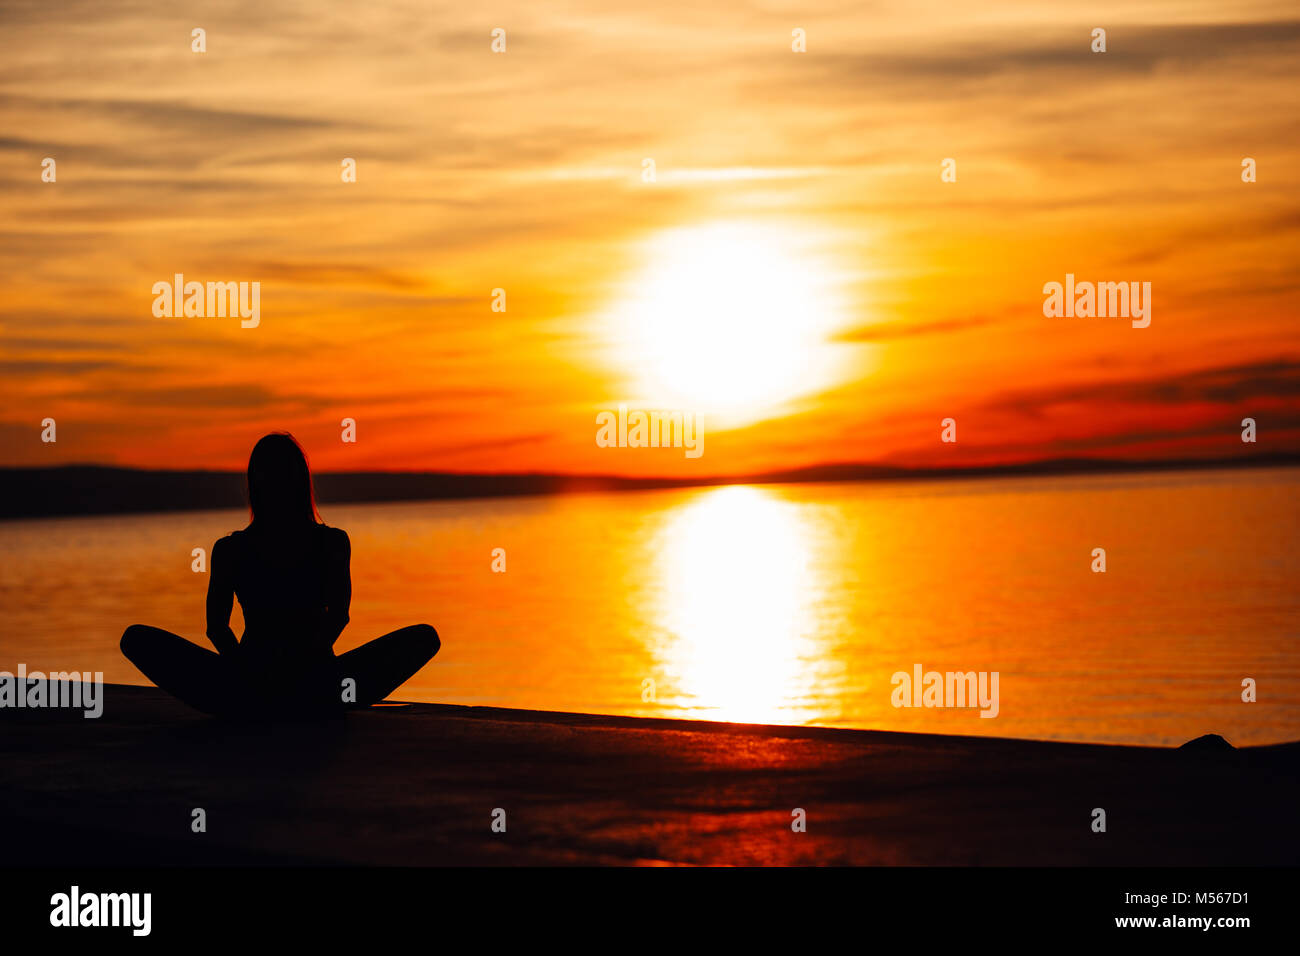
[649,485,825,725]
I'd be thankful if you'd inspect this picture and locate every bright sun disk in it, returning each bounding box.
[609,221,852,426]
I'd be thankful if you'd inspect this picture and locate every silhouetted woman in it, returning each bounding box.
[121,433,439,716]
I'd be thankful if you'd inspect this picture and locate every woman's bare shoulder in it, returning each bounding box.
[212,529,245,553]
[318,523,350,554]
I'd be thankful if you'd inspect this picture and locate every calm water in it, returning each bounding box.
[2,468,1297,746]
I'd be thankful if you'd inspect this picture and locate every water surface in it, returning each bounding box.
[2,467,1296,746]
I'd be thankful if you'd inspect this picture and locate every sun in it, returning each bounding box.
[608,221,853,427]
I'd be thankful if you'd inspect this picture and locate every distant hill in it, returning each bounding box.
[0,454,1296,520]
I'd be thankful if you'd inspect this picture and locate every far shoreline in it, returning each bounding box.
[2,452,1296,521]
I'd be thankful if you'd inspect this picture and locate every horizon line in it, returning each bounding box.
[2,452,1296,521]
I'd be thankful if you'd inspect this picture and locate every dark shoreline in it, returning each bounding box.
[3,684,1297,866]
[2,453,1296,521]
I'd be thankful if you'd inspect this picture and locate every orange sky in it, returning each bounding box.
[2,1,1298,476]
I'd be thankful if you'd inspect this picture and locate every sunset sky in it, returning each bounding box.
[2,0,1297,476]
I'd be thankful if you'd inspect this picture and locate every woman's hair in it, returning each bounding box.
[246,432,321,527]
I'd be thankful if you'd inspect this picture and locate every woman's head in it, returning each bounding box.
[247,432,320,527]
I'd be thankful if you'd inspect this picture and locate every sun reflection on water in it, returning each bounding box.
[650,485,827,725]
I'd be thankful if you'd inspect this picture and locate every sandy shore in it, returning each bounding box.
[2,684,1297,865]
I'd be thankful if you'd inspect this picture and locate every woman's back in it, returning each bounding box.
[215,522,351,669]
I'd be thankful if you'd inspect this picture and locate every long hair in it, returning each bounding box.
[246,433,321,528]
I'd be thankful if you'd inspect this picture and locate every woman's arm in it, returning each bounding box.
[205,536,240,656]
[317,529,352,649]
